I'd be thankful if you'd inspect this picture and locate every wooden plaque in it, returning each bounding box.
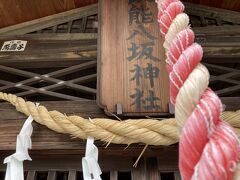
[98,0,169,116]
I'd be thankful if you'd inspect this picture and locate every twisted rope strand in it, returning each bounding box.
[0,2,239,177]
[0,92,240,147]
[156,0,240,179]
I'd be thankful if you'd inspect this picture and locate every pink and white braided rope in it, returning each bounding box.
[155,0,240,179]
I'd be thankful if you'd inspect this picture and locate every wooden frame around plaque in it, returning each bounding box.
[98,0,169,116]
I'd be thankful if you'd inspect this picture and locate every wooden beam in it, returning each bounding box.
[0,65,97,95]
[0,100,177,157]
[203,47,240,59]
[0,155,135,172]
[26,171,36,180]
[0,101,107,120]
[221,98,240,111]
[203,57,240,64]
[0,36,97,68]
[0,98,238,153]
[110,171,118,180]
[184,2,240,24]
[0,33,97,40]
[147,158,160,180]
[47,171,57,180]
[193,26,240,62]
[194,25,240,36]
[204,63,240,74]
[0,156,179,178]
[68,170,77,180]
[0,4,98,35]
[131,159,146,180]
[80,17,88,33]
[0,155,180,180]
[0,100,106,151]
[67,21,73,33]
[17,74,97,97]
[0,79,86,101]
[0,61,97,92]
[174,172,181,180]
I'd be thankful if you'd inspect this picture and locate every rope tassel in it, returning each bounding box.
[155,0,240,179]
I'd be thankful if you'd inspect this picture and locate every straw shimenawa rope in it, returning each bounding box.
[0,92,240,146]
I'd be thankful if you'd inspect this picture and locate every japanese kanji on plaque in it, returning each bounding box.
[1,40,27,52]
[98,0,169,116]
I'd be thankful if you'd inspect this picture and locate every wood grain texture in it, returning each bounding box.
[194,25,240,64]
[132,159,147,180]
[0,0,238,29]
[147,158,160,180]
[68,170,77,180]
[183,0,240,12]
[0,98,237,156]
[184,2,240,24]
[174,171,182,180]
[194,25,240,36]
[110,171,118,180]
[26,171,36,180]
[131,157,163,180]
[0,0,97,28]
[0,101,106,151]
[74,0,97,8]
[47,171,57,180]
[0,98,237,151]
[0,4,98,35]
[0,36,97,68]
[0,156,158,173]
[0,100,180,158]
[0,156,181,180]
[98,0,169,116]
[0,156,180,179]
